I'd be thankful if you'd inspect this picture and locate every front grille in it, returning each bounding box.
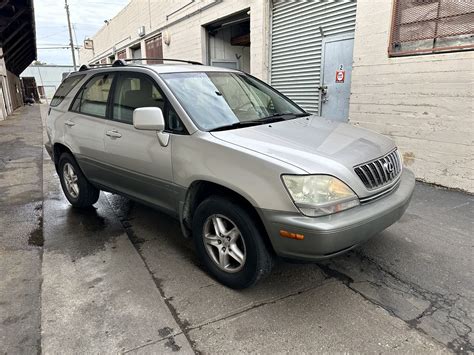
[354,149,402,190]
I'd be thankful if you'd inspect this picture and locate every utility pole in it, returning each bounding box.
[65,0,77,70]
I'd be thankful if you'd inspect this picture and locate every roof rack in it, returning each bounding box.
[121,58,203,65]
[78,57,202,71]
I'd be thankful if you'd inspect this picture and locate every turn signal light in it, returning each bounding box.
[280,230,304,240]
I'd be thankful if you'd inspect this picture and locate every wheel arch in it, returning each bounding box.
[181,180,275,253]
[53,143,90,183]
[53,142,74,166]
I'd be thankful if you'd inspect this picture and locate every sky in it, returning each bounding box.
[35,0,130,66]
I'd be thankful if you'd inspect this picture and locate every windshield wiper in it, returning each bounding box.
[259,112,310,121]
[209,120,268,132]
[209,113,310,132]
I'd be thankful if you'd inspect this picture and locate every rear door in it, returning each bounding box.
[103,71,183,214]
[66,72,115,184]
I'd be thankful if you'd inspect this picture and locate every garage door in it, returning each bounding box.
[270,1,357,114]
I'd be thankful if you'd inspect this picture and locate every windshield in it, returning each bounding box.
[161,72,306,131]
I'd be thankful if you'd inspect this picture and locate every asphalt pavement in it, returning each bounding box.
[1,104,472,354]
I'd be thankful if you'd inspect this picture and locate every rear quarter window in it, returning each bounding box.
[50,74,85,107]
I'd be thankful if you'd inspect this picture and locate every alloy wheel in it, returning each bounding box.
[63,162,79,198]
[202,214,246,273]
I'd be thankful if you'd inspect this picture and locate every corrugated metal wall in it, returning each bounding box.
[270,1,357,114]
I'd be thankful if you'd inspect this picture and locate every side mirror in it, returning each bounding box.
[133,107,165,131]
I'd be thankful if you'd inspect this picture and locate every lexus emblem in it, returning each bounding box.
[383,161,395,173]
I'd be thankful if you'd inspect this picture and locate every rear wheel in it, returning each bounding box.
[58,153,99,208]
[192,196,273,289]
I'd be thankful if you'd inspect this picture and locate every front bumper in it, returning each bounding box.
[259,169,415,261]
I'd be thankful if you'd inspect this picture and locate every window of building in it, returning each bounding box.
[50,74,85,107]
[116,49,127,60]
[145,34,163,64]
[111,73,185,133]
[71,73,114,118]
[389,0,474,56]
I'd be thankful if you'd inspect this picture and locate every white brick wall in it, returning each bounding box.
[80,0,270,80]
[349,0,474,192]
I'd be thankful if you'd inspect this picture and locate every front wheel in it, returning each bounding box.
[58,153,100,208]
[192,196,274,289]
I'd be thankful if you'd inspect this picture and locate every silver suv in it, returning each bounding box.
[45,59,415,289]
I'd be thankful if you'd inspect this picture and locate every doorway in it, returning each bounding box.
[320,35,355,121]
[206,11,250,72]
[131,44,142,60]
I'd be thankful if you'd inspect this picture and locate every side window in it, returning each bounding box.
[50,74,85,107]
[112,73,186,133]
[71,73,114,118]
[112,73,165,124]
[166,105,185,133]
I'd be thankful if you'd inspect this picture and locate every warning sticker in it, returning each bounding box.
[335,70,345,83]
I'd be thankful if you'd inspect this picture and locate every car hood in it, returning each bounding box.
[210,116,396,173]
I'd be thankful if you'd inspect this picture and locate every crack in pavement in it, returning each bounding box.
[121,273,339,353]
[122,330,186,353]
[319,250,473,354]
[123,333,185,354]
[103,194,200,354]
[185,279,338,333]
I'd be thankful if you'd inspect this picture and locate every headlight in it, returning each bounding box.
[282,175,359,217]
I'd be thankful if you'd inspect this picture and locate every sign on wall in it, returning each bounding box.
[335,70,345,83]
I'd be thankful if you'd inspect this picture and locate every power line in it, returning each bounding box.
[38,46,81,50]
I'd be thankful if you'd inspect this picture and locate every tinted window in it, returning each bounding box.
[50,74,85,107]
[111,73,185,133]
[71,73,114,118]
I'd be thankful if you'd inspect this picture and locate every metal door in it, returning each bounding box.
[270,1,357,114]
[320,36,354,121]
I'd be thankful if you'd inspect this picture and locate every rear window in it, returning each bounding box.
[50,74,85,107]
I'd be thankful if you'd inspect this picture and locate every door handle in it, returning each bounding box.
[64,120,76,127]
[106,130,122,138]
[319,85,329,103]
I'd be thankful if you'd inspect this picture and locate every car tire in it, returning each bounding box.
[192,196,274,289]
[58,152,100,208]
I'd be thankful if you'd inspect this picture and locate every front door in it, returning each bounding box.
[103,72,177,214]
[320,35,355,122]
